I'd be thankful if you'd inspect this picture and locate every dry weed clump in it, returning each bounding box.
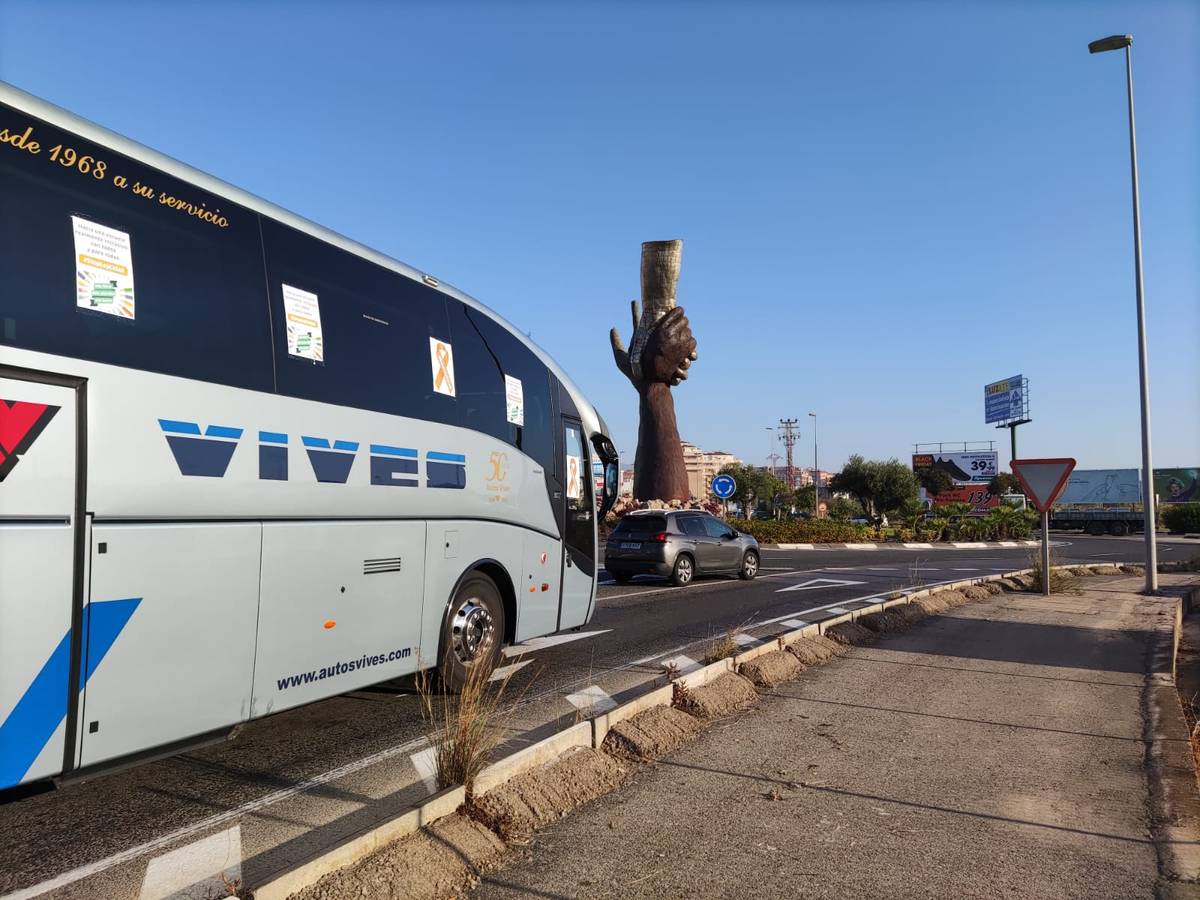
[417,655,520,796]
[703,628,739,665]
[1028,546,1075,594]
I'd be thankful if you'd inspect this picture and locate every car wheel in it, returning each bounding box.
[439,572,505,692]
[739,549,759,580]
[1087,521,1106,536]
[610,571,633,584]
[1109,521,1130,537]
[671,554,694,587]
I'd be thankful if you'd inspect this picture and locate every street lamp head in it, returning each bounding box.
[1089,34,1132,54]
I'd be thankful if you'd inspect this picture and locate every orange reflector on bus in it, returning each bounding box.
[323,620,336,630]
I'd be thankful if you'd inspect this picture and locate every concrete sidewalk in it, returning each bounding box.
[476,575,1200,899]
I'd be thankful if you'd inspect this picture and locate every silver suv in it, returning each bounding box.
[604,510,760,586]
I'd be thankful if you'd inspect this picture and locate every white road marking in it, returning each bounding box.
[565,685,617,714]
[951,568,980,572]
[760,566,793,570]
[782,619,807,629]
[776,578,867,594]
[138,825,241,900]
[660,654,701,674]
[998,541,1018,547]
[952,542,988,549]
[5,732,431,900]
[489,659,533,681]
[823,607,849,615]
[774,543,815,550]
[846,543,878,550]
[734,633,759,647]
[502,629,611,657]
[409,746,439,795]
[903,542,933,549]
[866,567,897,571]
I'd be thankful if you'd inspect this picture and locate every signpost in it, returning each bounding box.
[711,473,736,519]
[985,375,1031,460]
[711,474,736,499]
[1011,458,1077,596]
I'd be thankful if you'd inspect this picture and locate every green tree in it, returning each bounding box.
[827,496,863,520]
[792,485,817,513]
[988,473,1023,496]
[718,463,781,518]
[915,467,955,497]
[830,455,920,516]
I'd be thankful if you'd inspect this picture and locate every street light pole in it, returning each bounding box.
[1089,33,1157,592]
[808,412,819,517]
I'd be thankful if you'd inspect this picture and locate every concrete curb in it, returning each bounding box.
[473,721,592,797]
[251,785,465,900]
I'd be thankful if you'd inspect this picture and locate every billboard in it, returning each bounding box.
[1055,468,1141,507]
[926,486,999,514]
[912,451,997,485]
[1155,468,1200,504]
[985,375,1027,425]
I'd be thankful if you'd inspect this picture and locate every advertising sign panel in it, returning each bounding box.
[912,451,997,485]
[985,375,1026,424]
[1055,469,1141,507]
[927,486,999,514]
[1155,468,1200,504]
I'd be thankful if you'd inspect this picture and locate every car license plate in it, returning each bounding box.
[620,542,641,550]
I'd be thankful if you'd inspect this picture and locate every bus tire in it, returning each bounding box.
[1087,521,1107,536]
[439,572,505,693]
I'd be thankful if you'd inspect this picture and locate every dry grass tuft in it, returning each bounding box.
[1027,545,1075,594]
[416,655,521,797]
[703,627,739,665]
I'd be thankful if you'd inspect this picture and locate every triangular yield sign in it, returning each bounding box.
[1010,458,1077,512]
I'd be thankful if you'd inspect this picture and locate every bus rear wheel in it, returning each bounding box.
[440,572,505,692]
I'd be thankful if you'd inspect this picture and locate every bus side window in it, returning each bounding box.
[260,219,455,424]
[466,309,554,473]
[445,299,508,442]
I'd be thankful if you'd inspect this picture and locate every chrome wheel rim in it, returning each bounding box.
[677,557,692,584]
[450,599,495,664]
[744,553,758,577]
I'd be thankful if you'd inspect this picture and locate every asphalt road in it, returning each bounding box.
[0,534,1189,899]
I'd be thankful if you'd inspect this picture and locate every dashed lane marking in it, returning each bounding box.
[659,654,701,675]
[776,578,867,594]
[409,745,439,794]
[137,825,242,900]
[565,685,617,714]
[490,659,533,681]
[502,629,611,657]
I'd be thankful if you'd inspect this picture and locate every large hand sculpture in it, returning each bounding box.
[610,240,698,501]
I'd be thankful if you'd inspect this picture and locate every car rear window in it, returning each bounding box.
[612,515,667,535]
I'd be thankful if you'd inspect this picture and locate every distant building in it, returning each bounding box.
[681,441,741,499]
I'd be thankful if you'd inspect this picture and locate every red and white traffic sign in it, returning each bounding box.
[1010,458,1077,513]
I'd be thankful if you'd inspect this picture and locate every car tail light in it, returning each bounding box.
[650,532,669,543]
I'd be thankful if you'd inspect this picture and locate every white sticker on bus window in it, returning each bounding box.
[282,284,324,362]
[566,454,582,499]
[505,375,524,426]
[72,216,135,319]
[430,337,456,397]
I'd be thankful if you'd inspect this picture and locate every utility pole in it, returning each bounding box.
[778,418,799,489]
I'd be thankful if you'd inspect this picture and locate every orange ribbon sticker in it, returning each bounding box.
[430,338,455,396]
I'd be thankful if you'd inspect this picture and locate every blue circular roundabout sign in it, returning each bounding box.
[711,474,736,499]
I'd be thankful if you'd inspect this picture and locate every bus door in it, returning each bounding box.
[558,418,595,630]
[0,370,84,790]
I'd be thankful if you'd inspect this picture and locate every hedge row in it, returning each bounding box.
[728,518,872,544]
[1163,503,1200,534]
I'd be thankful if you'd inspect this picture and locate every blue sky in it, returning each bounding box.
[2,1,1195,473]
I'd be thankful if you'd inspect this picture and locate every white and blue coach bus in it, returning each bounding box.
[0,82,619,792]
